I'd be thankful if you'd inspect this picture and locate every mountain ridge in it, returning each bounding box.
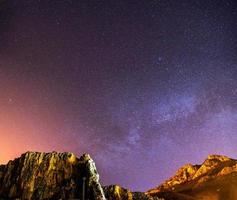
[147,154,237,200]
[1,152,237,200]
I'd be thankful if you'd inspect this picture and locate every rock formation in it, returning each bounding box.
[147,154,237,200]
[78,153,106,200]
[103,185,154,200]
[0,151,105,199]
[1,152,237,200]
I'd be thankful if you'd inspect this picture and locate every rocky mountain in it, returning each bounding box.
[147,155,237,200]
[1,152,237,200]
[0,152,156,200]
[0,152,106,199]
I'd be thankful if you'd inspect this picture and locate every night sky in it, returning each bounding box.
[0,0,237,191]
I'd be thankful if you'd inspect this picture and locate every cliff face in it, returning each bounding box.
[0,152,152,200]
[147,155,237,200]
[0,151,106,200]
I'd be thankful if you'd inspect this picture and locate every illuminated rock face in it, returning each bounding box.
[147,155,237,200]
[0,152,106,200]
[78,153,106,200]
[1,153,237,200]
[103,185,134,200]
[103,185,160,200]
[0,152,153,200]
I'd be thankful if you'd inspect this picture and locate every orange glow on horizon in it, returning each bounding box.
[0,74,78,165]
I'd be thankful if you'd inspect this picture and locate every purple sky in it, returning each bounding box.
[0,0,237,192]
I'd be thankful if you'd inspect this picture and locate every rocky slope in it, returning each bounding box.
[147,155,237,200]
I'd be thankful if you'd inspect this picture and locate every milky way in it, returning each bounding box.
[0,0,237,191]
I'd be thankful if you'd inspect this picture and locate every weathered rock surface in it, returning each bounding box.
[79,153,106,200]
[147,155,237,200]
[103,185,155,200]
[0,152,156,200]
[0,151,106,199]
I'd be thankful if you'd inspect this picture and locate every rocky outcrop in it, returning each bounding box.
[0,151,158,200]
[0,152,158,200]
[147,155,237,200]
[79,153,106,200]
[103,185,163,200]
[0,151,105,199]
[103,185,133,200]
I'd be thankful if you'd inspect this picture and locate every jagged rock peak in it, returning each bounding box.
[206,154,232,162]
[147,154,237,197]
[79,153,92,162]
[158,154,235,190]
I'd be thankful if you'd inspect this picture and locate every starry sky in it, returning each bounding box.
[0,0,237,191]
